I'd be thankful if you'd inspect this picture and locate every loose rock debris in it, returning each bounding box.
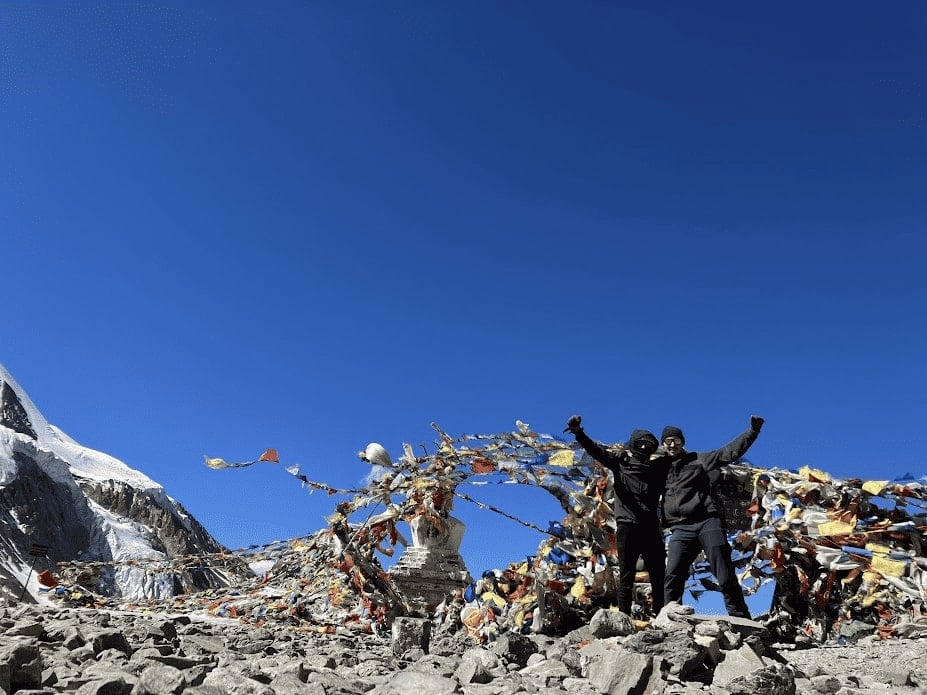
[7,598,926,695]
[45,422,927,649]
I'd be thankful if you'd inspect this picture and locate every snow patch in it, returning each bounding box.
[85,498,165,563]
[249,559,275,577]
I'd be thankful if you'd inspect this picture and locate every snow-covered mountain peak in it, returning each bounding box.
[0,363,161,491]
[0,363,251,603]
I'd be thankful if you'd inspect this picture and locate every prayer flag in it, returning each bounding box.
[547,450,575,468]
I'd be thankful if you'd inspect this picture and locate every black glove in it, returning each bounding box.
[750,415,765,432]
[564,415,583,434]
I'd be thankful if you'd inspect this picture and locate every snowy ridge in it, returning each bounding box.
[1,363,248,603]
[0,364,162,492]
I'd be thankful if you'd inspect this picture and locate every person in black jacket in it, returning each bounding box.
[565,414,667,617]
[660,416,764,618]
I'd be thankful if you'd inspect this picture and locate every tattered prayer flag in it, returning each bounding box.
[570,576,586,599]
[481,592,506,609]
[798,465,831,483]
[817,520,856,536]
[862,480,888,495]
[770,542,786,572]
[547,450,575,468]
[37,569,58,588]
[204,449,280,470]
[871,554,907,578]
[471,457,496,474]
[461,606,483,633]
[866,542,891,555]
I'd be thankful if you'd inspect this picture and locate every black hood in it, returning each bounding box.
[627,429,659,457]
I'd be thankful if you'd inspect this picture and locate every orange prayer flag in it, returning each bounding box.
[259,448,279,463]
[771,542,786,572]
[470,457,496,474]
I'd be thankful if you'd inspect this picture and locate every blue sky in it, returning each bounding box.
[2,2,925,598]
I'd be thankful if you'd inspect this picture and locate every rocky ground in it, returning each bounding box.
[1,601,925,695]
[775,638,926,693]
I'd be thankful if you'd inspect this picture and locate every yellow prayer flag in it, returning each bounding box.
[547,450,575,467]
[870,554,907,578]
[862,480,888,495]
[817,520,855,536]
[798,465,831,483]
[570,576,586,599]
[204,456,228,470]
[861,578,886,606]
[481,592,507,609]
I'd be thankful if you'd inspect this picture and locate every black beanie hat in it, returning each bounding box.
[661,425,685,443]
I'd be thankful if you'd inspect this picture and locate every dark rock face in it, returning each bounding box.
[77,478,247,592]
[1,451,95,557]
[0,450,97,603]
[0,380,36,440]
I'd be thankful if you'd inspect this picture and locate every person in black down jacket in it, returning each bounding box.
[564,414,667,617]
[660,416,764,618]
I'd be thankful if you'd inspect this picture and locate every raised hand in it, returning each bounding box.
[564,414,583,434]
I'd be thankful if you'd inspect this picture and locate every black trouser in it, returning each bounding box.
[664,516,750,618]
[614,521,665,616]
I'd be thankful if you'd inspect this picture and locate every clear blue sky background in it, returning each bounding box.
[2,2,925,599]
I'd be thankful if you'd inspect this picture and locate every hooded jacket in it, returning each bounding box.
[574,428,666,525]
[661,426,760,528]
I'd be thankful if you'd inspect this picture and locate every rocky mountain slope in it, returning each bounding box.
[0,365,251,604]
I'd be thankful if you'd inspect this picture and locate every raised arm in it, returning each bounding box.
[564,414,627,475]
[700,416,764,471]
